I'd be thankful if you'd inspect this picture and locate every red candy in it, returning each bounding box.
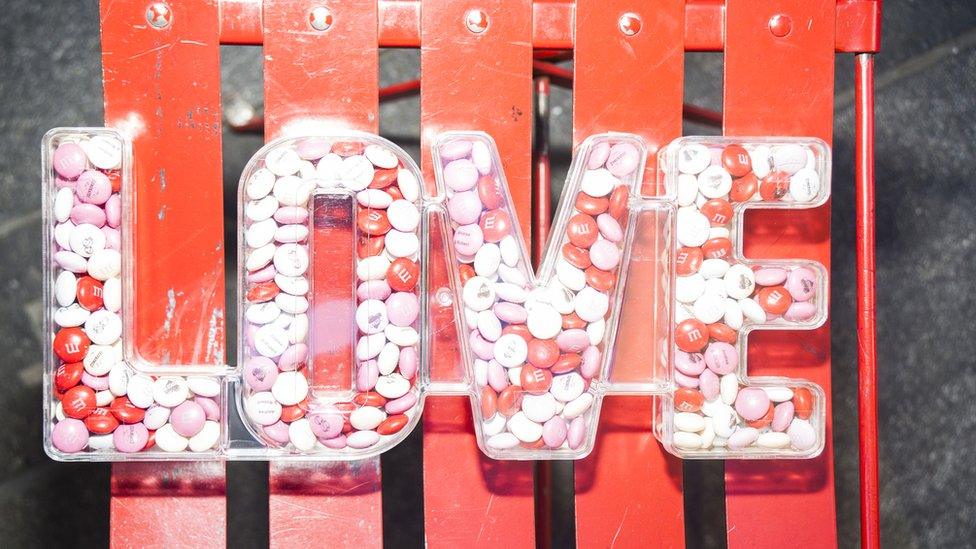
[62,386,96,419]
[702,237,733,260]
[357,234,385,258]
[353,391,387,407]
[675,246,703,276]
[584,267,615,292]
[527,338,560,369]
[520,366,553,394]
[477,175,505,210]
[332,141,365,156]
[357,209,391,236]
[377,414,409,435]
[481,387,498,418]
[730,173,759,202]
[675,319,709,352]
[550,354,582,375]
[700,199,733,226]
[721,144,752,177]
[110,396,146,424]
[756,285,793,315]
[369,168,397,189]
[708,323,738,344]
[566,213,599,248]
[497,386,523,416]
[608,185,629,220]
[246,281,280,303]
[387,258,419,291]
[84,407,120,435]
[76,276,104,311]
[575,194,609,216]
[759,172,790,201]
[53,327,90,363]
[674,388,705,412]
[562,243,592,269]
[55,362,84,392]
[793,388,814,420]
[480,209,511,242]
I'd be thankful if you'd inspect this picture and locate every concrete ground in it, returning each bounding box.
[1,1,974,547]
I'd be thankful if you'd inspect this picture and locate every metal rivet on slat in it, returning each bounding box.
[308,6,334,31]
[768,14,792,37]
[145,2,172,29]
[465,9,489,34]
[618,13,642,36]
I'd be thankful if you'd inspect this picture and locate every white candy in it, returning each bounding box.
[738,297,767,324]
[526,303,561,340]
[144,406,170,430]
[673,431,703,449]
[522,393,557,423]
[86,249,121,280]
[697,165,733,198]
[587,318,605,345]
[397,168,420,202]
[763,386,794,402]
[155,424,189,452]
[700,258,730,279]
[483,413,506,436]
[247,302,280,325]
[675,274,706,303]
[54,304,89,327]
[350,406,387,431]
[365,144,399,169]
[471,140,492,174]
[375,373,410,399]
[103,277,122,312]
[477,310,502,341]
[357,189,393,209]
[108,362,129,396]
[724,264,756,299]
[580,169,617,197]
[54,221,74,250]
[508,367,522,387]
[709,227,730,240]
[700,418,716,448]
[723,298,743,330]
[674,412,706,432]
[474,359,489,387]
[474,243,501,277]
[676,174,699,206]
[789,167,821,202]
[84,310,123,345]
[246,243,276,272]
[384,325,418,347]
[385,230,419,258]
[69,223,105,258]
[246,196,279,222]
[95,389,114,407]
[357,255,391,281]
[499,236,519,267]
[356,333,386,360]
[271,371,309,406]
[494,334,528,368]
[757,432,791,449]
[356,299,389,334]
[246,218,277,248]
[711,404,736,438]
[83,345,117,376]
[188,376,221,398]
[556,260,586,291]
[275,274,309,296]
[288,418,317,451]
[562,392,594,419]
[676,208,711,247]
[246,168,275,200]
[387,200,420,232]
[265,147,302,176]
[693,292,726,324]
[274,243,309,277]
[82,135,123,170]
[550,372,585,402]
[126,374,155,408]
[153,376,189,407]
[88,433,114,450]
[53,188,73,223]
[573,287,609,322]
[487,432,520,449]
[247,391,282,425]
[189,421,221,452]
[339,155,375,191]
[494,282,527,303]
[462,276,496,311]
[254,324,290,357]
[288,314,309,344]
[720,374,739,405]
[507,411,543,442]
[748,145,772,178]
[375,342,400,375]
[772,144,806,174]
[315,153,343,181]
[677,143,710,174]
[498,264,527,286]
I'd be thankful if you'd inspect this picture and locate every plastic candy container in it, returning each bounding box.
[43,128,224,460]
[237,134,426,458]
[655,137,830,459]
[432,132,650,459]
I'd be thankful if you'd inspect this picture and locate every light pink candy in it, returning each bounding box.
[543,416,568,448]
[674,370,699,388]
[727,427,759,449]
[734,387,770,421]
[567,417,587,449]
[704,342,738,375]
[52,418,88,453]
[358,280,392,301]
[81,372,109,391]
[453,224,484,256]
[754,267,788,286]
[447,191,483,225]
[439,139,473,161]
[443,159,479,191]
[76,170,112,205]
[580,346,601,379]
[589,240,620,270]
[699,369,720,400]
[70,203,106,227]
[194,396,221,421]
[357,360,379,391]
[398,347,418,380]
[556,329,588,353]
[784,301,817,322]
[322,433,348,449]
[309,408,344,439]
[277,344,308,371]
[493,302,527,324]
[297,138,331,160]
[102,227,121,251]
[605,143,640,177]
[170,401,206,438]
[596,214,623,242]
[785,267,817,301]
[244,356,278,391]
[586,142,611,170]
[52,143,87,179]
[487,360,508,392]
[248,264,277,284]
[114,423,149,453]
[385,392,418,414]
[771,401,794,432]
[469,330,494,361]
[386,292,419,327]
[675,351,707,376]
[264,421,291,444]
[274,206,308,225]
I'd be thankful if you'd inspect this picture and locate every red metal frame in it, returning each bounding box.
[97,0,881,546]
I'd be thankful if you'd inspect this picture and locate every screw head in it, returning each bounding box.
[146,2,172,29]
[618,12,642,36]
[768,14,792,37]
[465,9,489,34]
[309,6,333,31]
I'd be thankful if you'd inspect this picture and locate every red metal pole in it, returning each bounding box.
[856,52,881,549]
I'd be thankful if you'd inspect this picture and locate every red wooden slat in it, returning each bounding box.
[572,1,686,546]
[722,1,838,547]
[419,1,537,546]
[261,1,383,546]
[100,0,228,545]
